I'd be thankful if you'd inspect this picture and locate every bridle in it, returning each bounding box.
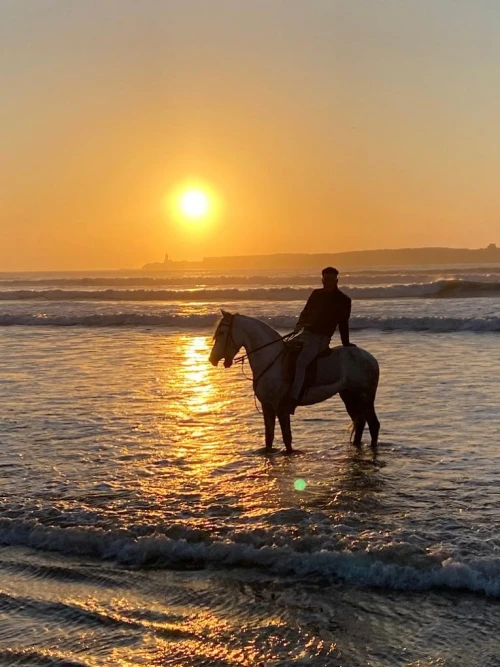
[215,314,237,368]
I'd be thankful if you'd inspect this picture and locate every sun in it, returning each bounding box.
[165,181,220,228]
[179,189,210,220]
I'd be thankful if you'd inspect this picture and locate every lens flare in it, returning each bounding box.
[294,478,307,491]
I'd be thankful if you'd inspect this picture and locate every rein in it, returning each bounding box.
[249,347,285,390]
[235,332,296,391]
[218,315,297,387]
[233,331,296,365]
[216,315,301,414]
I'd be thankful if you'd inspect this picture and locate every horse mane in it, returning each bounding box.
[237,313,280,337]
[213,312,240,335]
[214,312,280,338]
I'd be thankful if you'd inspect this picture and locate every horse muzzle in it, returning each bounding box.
[223,358,233,368]
[209,352,220,367]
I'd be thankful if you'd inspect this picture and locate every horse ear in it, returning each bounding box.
[221,308,230,318]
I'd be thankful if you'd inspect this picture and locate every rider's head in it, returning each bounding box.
[321,266,339,291]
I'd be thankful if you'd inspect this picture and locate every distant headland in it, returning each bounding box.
[143,245,500,271]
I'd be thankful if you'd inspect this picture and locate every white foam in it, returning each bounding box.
[1,312,499,332]
[0,279,499,302]
[1,271,500,289]
[1,518,500,596]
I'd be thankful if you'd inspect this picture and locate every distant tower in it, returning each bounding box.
[164,253,169,265]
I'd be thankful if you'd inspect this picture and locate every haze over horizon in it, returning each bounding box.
[2,1,500,271]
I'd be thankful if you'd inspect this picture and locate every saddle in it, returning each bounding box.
[284,339,331,396]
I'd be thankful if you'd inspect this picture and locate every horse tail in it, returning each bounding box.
[341,390,368,445]
[348,420,356,443]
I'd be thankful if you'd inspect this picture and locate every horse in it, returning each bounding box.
[209,310,380,454]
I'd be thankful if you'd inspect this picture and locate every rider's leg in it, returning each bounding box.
[289,334,330,402]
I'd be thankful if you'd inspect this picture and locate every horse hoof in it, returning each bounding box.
[258,447,279,455]
[284,448,303,456]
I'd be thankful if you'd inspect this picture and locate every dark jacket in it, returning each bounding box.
[297,288,351,344]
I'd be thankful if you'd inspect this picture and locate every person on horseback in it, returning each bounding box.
[281,266,354,414]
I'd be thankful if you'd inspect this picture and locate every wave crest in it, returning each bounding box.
[1,312,499,332]
[1,517,500,596]
[1,280,499,302]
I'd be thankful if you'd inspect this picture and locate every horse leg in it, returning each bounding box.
[366,402,380,450]
[277,411,293,454]
[351,411,366,447]
[340,391,366,447]
[262,403,276,451]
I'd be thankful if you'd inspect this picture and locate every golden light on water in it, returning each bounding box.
[177,335,221,417]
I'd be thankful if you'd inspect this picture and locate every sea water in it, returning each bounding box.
[0,266,499,666]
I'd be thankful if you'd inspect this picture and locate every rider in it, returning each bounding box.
[281,266,354,414]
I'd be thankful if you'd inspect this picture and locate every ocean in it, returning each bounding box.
[0,265,500,666]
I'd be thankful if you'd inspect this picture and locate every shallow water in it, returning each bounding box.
[1,316,500,665]
[1,265,500,664]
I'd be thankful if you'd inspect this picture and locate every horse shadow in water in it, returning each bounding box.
[210,311,380,455]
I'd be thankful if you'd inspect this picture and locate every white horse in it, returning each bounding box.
[209,310,380,454]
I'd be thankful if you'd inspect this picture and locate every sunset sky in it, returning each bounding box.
[1,0,500,270]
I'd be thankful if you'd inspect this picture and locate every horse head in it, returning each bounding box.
[209,309,242,368]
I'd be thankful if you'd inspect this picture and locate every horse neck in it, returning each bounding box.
[236,315,284,376]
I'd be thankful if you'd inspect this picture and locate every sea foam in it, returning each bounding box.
[1,312,499,332]
[0,279,499,302]
[1,517,500,596]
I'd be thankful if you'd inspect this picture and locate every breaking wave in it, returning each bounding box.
[1,517,500,597]
[2,268,500,289]
[1,312,499,332]
[1,280,500,302]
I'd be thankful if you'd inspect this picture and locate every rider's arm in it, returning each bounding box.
[339,299,352,346]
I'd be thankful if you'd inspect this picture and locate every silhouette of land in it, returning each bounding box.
[143,245,500,271]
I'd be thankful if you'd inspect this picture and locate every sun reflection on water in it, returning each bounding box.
[167,335,234,464]
[128,333,287,523]
[179,335,216,415]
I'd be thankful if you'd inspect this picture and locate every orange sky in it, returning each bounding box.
[1,1,500,270]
